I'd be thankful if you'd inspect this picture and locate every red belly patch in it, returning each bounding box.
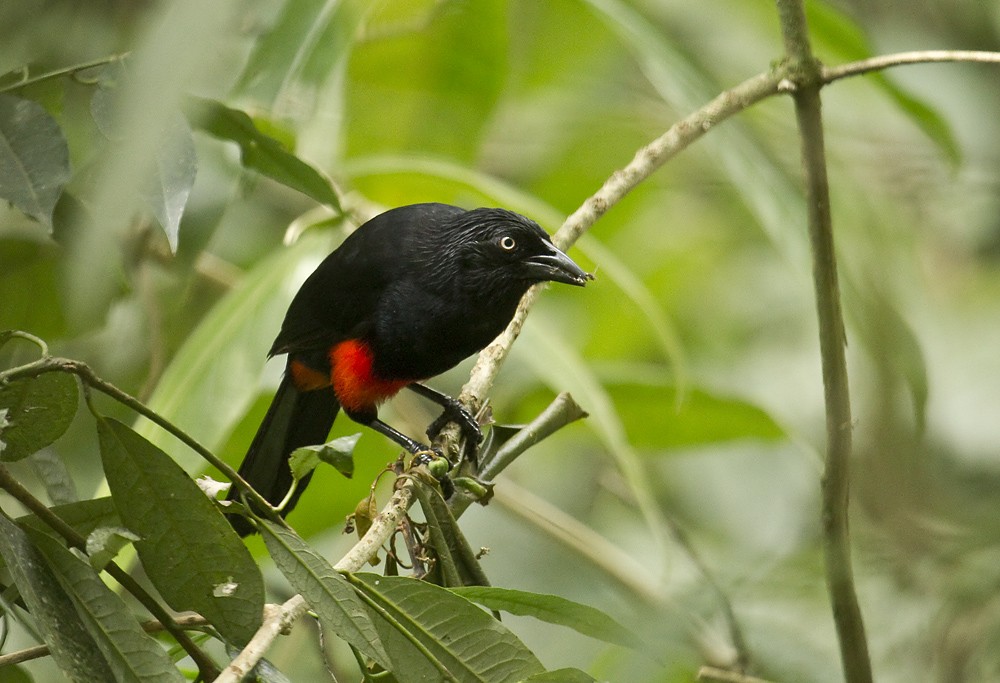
[329,339,410,413]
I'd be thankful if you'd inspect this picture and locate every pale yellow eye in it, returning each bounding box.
[499,236,516,251]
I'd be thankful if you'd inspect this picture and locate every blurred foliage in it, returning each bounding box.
[2,0,1000,681]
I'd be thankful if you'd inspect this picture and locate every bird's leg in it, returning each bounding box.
[407,383,483,459]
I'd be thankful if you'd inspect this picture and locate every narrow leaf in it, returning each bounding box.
[449,587,641,650]
[29,529,185,683]
[0,513,114,682]
[97,417,264,646]
[0,94,71,229]
[350,573,545,683]
[185,96,341,210]
[0,373,78,462]
[18,497,120,539]
[258,521,392,669]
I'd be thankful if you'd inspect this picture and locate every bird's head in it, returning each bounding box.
[444,208,593,292]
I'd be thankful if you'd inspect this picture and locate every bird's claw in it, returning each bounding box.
[426,401,483,463]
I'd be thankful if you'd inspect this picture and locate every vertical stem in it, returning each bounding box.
[774,1,873,681]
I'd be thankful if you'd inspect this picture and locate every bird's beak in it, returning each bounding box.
[524,244,594,287]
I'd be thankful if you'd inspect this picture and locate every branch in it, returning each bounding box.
[774,2,872,682]
[822,49,1000,84]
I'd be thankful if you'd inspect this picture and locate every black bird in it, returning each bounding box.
[227,202,591,535]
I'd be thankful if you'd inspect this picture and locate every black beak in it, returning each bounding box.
[524,243,593,287]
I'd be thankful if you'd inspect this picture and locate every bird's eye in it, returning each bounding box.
[499,235,517,251]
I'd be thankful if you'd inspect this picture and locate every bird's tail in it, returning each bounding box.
[227,373,339,536]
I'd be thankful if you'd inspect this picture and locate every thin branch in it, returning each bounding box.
[774,1,872,682]
[823,49,1000,84]
[698,666,778,683]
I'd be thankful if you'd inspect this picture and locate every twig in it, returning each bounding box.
[774,2,872,682]
[822,49,1000,84]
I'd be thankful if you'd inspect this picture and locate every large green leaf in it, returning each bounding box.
[29,529,185,683]
[349,573,545,683]
[0,372,77,462]
[0,513,115,682]
[97,417,264,646]
[0,94,70,229]
[449,586,641,651]
[258,521,392,669]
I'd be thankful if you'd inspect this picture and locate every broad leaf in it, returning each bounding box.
[0,513,114,681]
[18,497,121,539]
[29,529,185,683]
[0,94,70,229]
[450,586,641,650]
[0,372,77,462]
[258,521,392,669]
[27,448,78,504]
[350,573,545,683]
[97,418,264,646]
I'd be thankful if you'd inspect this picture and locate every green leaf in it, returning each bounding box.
[413,479,491,588]
[0,513,115,682]
[186,96,341,211]
[258,520,392,670]
[28,528,185,683]
[288,433,359,480]
[449,587,641,651]
[0,372,77,462]
[349,573,545,683]
[96,417,264,646]
[0,94,71,229]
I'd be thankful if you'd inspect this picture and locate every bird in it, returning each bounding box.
[226,202,591,535]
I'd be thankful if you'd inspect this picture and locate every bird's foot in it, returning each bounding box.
[425,400,483,462]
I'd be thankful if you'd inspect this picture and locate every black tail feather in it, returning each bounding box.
[227,373,339,536]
